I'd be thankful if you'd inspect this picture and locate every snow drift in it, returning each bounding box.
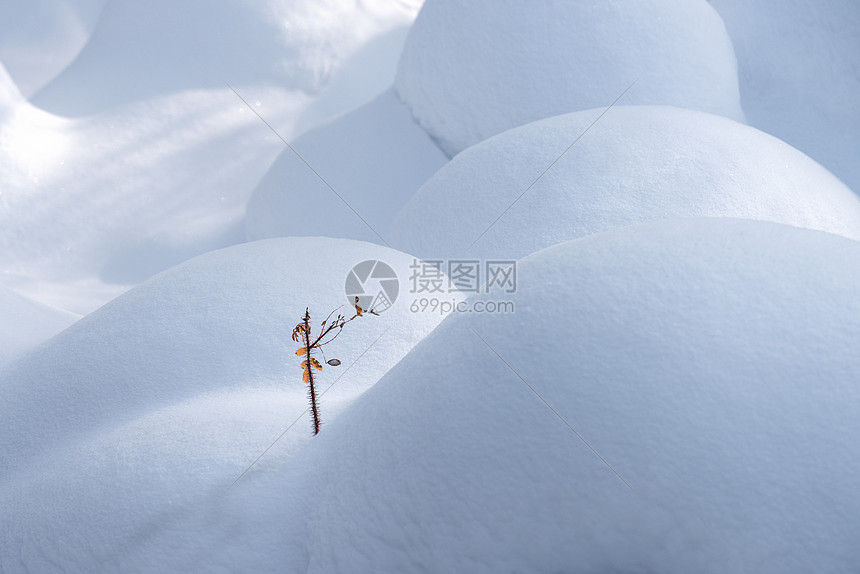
[389,106,860,261]
[32,0,421,115]
[0,237,459,478]
[0,0,106,97]
[707,0,860,193]
[245,88,448,244]
[0,286,78,366]
[236,218,860,573]
[396,0,744,156]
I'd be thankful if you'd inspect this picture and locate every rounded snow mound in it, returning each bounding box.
[261,218,860,573]
[0,285,78,366]
[0,61,22,119]
[389,106,860,260]
[0,237,460,477]
[245,89,448,244]
[708,0,860,193]
[395,0,744,156]
[32,0,420,115]
[0,0,106,97]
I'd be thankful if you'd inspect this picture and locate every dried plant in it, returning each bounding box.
[292,297,378,435]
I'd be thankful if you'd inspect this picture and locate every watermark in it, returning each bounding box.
[408,259,517,294]
[409,298,516,315]
[345,258,517,315]
[344,260,399,313]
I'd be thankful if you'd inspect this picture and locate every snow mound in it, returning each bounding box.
[0,237,459,478]
[32,0,421,115]
[238,218,860,573]
[389,106,860,261]
[396,0,744,156]
[0,88,309,314]
[246,88,448,244]
[708,0,860,193]
[0,285,78,366]
[0,61,22,118]
[0,0,106,97]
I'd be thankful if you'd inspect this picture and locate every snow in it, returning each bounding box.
[395,0,745,156]
[0,89,304,313]
[0,2,422,314]
[708,0,860,193]
[0,237,457,478]
[246,88,448,244]
[0,286,79,366]
[0,0,105,97]
[0,61,22,118]
[389,105,860,261]
[212,219,860,573]
[2,1,860,571]
[30,0,421,116]
[0,236,463,571]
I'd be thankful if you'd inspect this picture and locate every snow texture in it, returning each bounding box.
[246,88,448,245]
[0,286,79,366]
[0,61,22,119]
[707,0,860,193]
[0,237,455,478]
[0,0,106,97]
[2,1,860,571]
[230,218,860,573]
[396,0,745,156]
[31,0,421,116]
[389,106,860,261]
[0,236,462,571]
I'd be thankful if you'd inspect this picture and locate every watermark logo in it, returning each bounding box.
[409,259,517,294]
[344,260,399,313]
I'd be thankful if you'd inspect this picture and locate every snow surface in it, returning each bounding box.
[246,88,448,245]
[0,89,305,313]
[197,219,860,573]
[389,105,860,261]
[396,0,745,156]
[0,61,22,118]
[0,0,106,97]
[0,286,79,366]
[708,0,860,193]
[2,1,860,571]
[0,3,422,314]
[0,236,463,571]
[0,237,457,478]
[31,0,421,116]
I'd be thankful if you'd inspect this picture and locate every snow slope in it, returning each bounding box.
[0,236,462,572]
[0,89,304,313]
[0,0,106,97]
[0,62,22,119]
[211,218,860,573]
[0,237,457,479]
[0,286,79,366]
[708,0,860,193]
[32,0,422,116]
[396,0,744,156]
[389,106,860,260]
[246,88,448,245]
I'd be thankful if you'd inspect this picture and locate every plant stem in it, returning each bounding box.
[303,310,321,435]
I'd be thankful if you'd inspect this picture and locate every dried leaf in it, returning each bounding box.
[311,358,323,371]
[296,347,307,356]
[327,359,341,366]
